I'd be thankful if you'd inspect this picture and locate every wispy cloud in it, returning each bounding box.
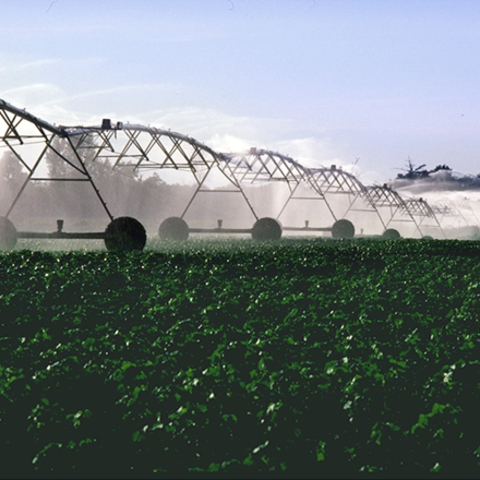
[0,58,61,74]
[34,83,195,123]
[0,84,377,186]
[0,84,63,107]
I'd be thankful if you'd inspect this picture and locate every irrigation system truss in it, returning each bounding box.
[223,148,385,232]
[0,99,262,246]
[0,99,113,242]
[366,185,445,238]
[66,121,258,224]
[429,201,465,229]
[0,98,447,248]
[222,148,320,220]
[305,165,383,225]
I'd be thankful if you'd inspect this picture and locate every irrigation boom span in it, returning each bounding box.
[0,99,446,249]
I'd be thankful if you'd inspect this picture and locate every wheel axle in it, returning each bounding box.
[0,217,148,251]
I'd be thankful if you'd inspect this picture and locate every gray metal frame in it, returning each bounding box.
[67,123,258,223]
[223,149,384,230]
[366,185,444,237]
[0,99,112,223]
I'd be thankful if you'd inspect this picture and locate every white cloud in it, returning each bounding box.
[0,58,61,74]
[0,84,64,108]
[266,137,338,168]
[0,87,381,189]
[206,133,254,153]
[149,107,274,140]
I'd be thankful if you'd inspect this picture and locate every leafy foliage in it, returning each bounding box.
[2,238,480,477]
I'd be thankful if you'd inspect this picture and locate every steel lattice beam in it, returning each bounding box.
[0,99,112,221]
[224,149,384,229]
[0,101,259,226]
[366,185,444,237]
[66,124,258,221]
[223,148,309,186]
[440,199,480,227]
[223,148,338,223]
[306,165,383,227]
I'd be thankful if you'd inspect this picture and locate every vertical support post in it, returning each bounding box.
[65,135,114,221]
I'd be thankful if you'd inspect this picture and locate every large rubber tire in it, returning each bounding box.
[251,218,282,241]
[331,219,355,239]
[0,217,17,250]
[104,217,147,251]
[158,217,189,241]
[383,228,401,240]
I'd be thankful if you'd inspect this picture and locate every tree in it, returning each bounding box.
[431,164,452,172]
[0,150,29,210]
[0,150,28,186]
[45,136,85,179]
[396,157,428,180]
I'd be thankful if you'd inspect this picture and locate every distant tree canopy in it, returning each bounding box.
[394,158,480,190]
[0,141,255,226]
[0,139,179,221]
[0,150,28,186]
[396,158,453,180]
[0,151,29,208]
[431,164,452,173]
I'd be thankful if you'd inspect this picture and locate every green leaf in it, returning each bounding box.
[316,441,327,462]
[208,463,220,472]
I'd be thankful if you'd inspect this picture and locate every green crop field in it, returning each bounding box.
[2,237,480,478]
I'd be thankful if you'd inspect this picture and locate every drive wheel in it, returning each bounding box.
[332,219,355,239]
[158,217,189,241]
[251,218,282,241]
[104,217,147,251]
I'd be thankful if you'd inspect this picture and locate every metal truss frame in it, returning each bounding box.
[401,198,445,237]
[0,98,451,240]
[223,149,384,228]
[0,99,112,221]
[67,124,258,222]
[443,198,480,227]
[366,185,444,237]
[428,201,465,230]
[222,148,330,220]
[306,165,384,227]
[0,100,260,235]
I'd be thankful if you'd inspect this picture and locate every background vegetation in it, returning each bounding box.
[0,144,287,233]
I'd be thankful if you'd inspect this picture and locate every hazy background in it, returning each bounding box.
[2,0,480,186]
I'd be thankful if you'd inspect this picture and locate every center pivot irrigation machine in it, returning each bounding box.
[0,99,444,250]
[222,148,386,239]
[366,185,445,239]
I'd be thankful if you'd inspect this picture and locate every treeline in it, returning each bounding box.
[394,159,480,191]
[0,137,281,231]
[0,149,191,226]
[396,160,453,180]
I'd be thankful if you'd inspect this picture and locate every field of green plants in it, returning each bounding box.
[2,237,480,478]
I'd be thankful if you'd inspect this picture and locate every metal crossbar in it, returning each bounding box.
[65,124,258,221]
[0,99,112,220]
[366,185,444,237]
[223,148,309,184]
[223,149,384,228]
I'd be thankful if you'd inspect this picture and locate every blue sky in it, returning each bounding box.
[1,0,480,184]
